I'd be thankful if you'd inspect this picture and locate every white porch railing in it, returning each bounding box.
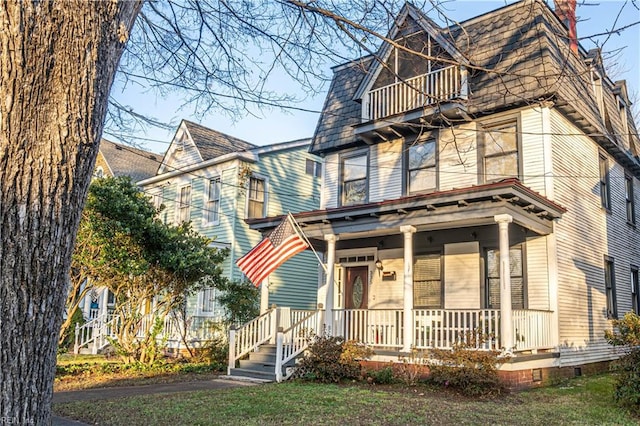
[329,308,553,352]
[228,308,277,374]
[275,310,322,382]
[74,313,116,354]
[364,65,464,121]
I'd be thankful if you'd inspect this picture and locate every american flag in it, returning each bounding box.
[236,214,309,286]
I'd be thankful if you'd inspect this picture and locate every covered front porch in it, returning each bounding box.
[250,180,565,355]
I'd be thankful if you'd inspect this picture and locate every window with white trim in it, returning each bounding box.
[177,184,191,223]
[306,159,322,178]
[413,253,442,308]
[618,97,630,150]
[631,266,639,315]
[482,121,519,182]
[486,245,525,309]
[247,177,266,219]
[599,154,610,210]
[340,152,368,206]
[605,257,617,319]
[626,175,635,224]
[205,177,221,224]
[407,138,437,195]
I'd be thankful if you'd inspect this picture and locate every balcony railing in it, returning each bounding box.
[364,65,465,121]
[330,308,554,352]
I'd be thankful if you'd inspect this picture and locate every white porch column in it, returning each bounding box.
[323,234,338,333]
[401,225,417,352]
[494,214,514,352]
[100,288,109,317]
[259,279,269,315]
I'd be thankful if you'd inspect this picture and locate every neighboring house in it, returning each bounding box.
[138,120,323,326]
[79,139,161,322]
[235,0,640,386]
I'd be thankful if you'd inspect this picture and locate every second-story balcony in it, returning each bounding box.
[356,65,468,142]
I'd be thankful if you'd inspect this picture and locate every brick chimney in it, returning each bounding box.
[554,0,578,54]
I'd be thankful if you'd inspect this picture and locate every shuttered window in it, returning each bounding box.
[413,254,442,308]
[486,246,524,309]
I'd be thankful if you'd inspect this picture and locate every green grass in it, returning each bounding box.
[54,374,638,425]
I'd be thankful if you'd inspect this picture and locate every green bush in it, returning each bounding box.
[295,335,373,383]
[367,366,394,384]
[58,308,85,354]
[426,330,508,396]
[606,312,640,414]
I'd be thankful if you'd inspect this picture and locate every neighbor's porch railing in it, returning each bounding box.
[330,308,554,352]
[364,65,466,121]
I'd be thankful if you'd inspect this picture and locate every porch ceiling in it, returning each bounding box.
[248,179,566,241]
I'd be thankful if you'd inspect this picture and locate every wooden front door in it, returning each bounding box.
[345,266,368,309]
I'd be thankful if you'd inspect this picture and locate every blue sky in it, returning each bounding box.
[107,0,640,154]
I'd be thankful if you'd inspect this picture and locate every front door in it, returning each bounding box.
[345,266,368,309]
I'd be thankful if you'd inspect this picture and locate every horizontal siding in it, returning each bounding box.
[369,140,402,202]
[267,252,320,310]
[444,242,480,309]
[521,108,546,195]
[369,250,404,309]
[526,235,549,310]
[323,152,339,209]
[551,109,640,366]
[438,123,478,191]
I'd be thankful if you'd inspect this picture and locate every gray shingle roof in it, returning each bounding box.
[183,120,257,160]
[309,0,640,167]
[99,139,161,182]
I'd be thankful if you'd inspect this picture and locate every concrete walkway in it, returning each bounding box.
[52,376,262,425]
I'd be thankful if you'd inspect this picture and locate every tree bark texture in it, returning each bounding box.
[0,1,142,423]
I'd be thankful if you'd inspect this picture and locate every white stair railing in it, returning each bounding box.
[73,313,115,354]
[228,307,277,374]
[275,310,322,382]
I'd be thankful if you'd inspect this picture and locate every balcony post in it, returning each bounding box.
[494,214,514,352]
[401,225,417,352]
[459,66,468,99]
[322,234,339,334]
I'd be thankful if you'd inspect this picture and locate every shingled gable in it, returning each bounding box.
[158,119,257,174]
[352,2,468,102]
[310,0,640,176]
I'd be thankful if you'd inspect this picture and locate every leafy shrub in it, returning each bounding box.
[58,308,85,354]
[367,366,394,384]
[295,335,373,383]
[425,330,509,396]
[605,312,640,414]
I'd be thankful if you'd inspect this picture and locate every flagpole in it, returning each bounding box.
[287,212,329,275]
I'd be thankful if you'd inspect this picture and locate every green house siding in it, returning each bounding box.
[142,140,322,320]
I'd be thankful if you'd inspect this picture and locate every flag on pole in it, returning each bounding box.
[236,213,309,286]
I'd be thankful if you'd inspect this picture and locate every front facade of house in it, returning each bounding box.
[139,121,323,325]
[240,0,640,385]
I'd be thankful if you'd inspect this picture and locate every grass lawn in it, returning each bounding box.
[55,354,221,392]
[54,374,638,425]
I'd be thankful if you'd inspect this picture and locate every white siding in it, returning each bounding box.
[369,139,403,202]
[444,242,480,309]
[369,249,404,309]
[438,123,478,191]
[525,235,550,310]
[521,108,547,195]
[551,109,640,366]
[323,152,339,209]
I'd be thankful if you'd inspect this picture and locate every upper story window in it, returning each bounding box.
[205,177,221,224]
[626,175,635,224]
[591,71,605,117]
[632,266,640,315]
[618,97,630,150]
[599,154,610,211]
[406,137,437,195]
[247,176,266,219]
[94,167,104,179]
[306,159,322,178]
[486,245,525,309]
[177,184,191,223]
[340,152,368,206]
[482,120,519,182]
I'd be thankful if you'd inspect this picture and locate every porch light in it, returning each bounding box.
[375,258,383,271]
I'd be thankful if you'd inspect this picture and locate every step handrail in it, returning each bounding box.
[73,313,115,354]
[228,307,277,374]
[275,310,322,382]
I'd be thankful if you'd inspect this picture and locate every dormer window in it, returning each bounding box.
[618,97,630,150]
[591,71,605,118]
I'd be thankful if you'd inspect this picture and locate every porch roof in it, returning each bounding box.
[248,179,566,240]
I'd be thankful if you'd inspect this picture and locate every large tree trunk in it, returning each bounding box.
[0,1,141,423]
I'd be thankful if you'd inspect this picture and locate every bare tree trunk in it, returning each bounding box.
[0,1,141,423]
